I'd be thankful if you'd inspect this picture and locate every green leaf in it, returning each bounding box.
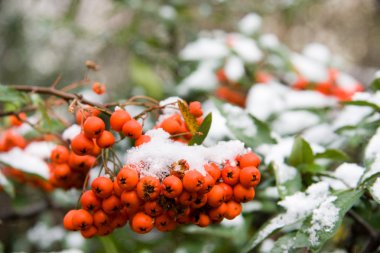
[299,163,326,174]
[342,100,380,112]
[98,236,118,253]
[189,113,212,146]
[0,170,15,198]
[0,85,29,111]
[271,162,302,198]
[293,189,364,251]
[288,136,314,167]
[129,58,164,99]
[371,77,380,91]
[315,149,349,161]
[212,98,276,148]
[368,177,380,204]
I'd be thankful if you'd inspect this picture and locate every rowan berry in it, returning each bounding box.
[96,130,115,148]
[113,179,124,196]
[120,190,141,212]
[182,170,205,192]
[224,201,242,220]
[130,212,154,234]
[155,214,177,232]
[233,184,255,203]
[200,173,215,194]
[72,209,93,230]
[122,119,142,139]
[9,113,26,127]
[71,133,94,156]
[135,135,151,147]
[81,190,102,212]
[63,210,78,231]
[189,101,203,118]
[93,209,110,227]
[91,176,114,199]
[221,165,240,185]
[68,153,96,171]
[194,213,210,227]
[83,116,105,139]
[162,175,183,198]
[110,110,131,132]
[81,225,98,238]
[117,166,139,191]
[219,182,233,201]
[178,191,197,206]
[207,184,225,207]
[204,163,221,181]
[102,195,122,214]
[53,164,71,182]
[92,82,106,95]
[50,145,70,164]
[76,107,101,125]
[238,152,261,168]
[110,212,128,228]
[136,176,161,201]
[239,166,261,188]
[191,194,207,209]
[209,202,227,221]
[161,117,181,134]
[144,201,164,217]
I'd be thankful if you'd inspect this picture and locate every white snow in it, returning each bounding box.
[224,56,245,81]
[336,72,360,91]
[62,124,81,142]
[308,196,339,246]
[27,222,65,249]
[302,43,331,65]
[291,53,328,83]
[366,128,380,161]
[24,141,57,160]
[259,239,275,253]
[238,13,262,35]
[323,163,364,190]
[180,37,228,61]
[231,34,263,63]
[0,147,50,179]
[159,5,177,20]
[223,103,257,137]
[259,34,280,49]
[221,214,244,227]
[125,129,246,179]
[369,177,380,203]
[272,110,320,135]
[375,70,380,80]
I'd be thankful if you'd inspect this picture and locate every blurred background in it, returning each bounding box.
[1,1,380,252]
[1,0,379,98]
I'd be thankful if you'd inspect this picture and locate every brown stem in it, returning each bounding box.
[8,85,112,115]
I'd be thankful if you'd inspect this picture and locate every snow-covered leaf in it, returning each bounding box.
[271,161,302,199]
[270,232,298,253]
[293,189,363,251]
[0,148,50,179]
[213,98,276,148]
[287,136,314,167]
[0,170,15,197]
[369,177,380,204]
[189,113,212,146]
[342,100,380,112]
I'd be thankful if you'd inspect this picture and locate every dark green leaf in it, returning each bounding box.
[371,78,380,91]
[288,136,314,167]
[299,163,326,174]
[189,113,212,146]
[342,100,380,112]
[315,149,349,161]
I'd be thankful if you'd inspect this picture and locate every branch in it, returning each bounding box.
[8,85,112,115]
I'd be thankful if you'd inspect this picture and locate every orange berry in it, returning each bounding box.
[233,184,255,203]
[71,133,94,156]
[189,101,203,118]
[63,210,78,231]
[182,170,205,192]
[161,117,181,134]
[239,166,261,188]
[219,182,233,201]
[96,130,115,148]
[194,213,210,227]
[9,113,27,127]
[92,82,106,95]
[96,226,113,236]
[221,165,240,185]
[68,153,96,172]
[53,163,71,182]
[136,176,161,201]
[91,140,101,156]
[135,135,151,147]
[81,190,102,212]
[83,116,105,139]
[117,166,139,191]
[50,145,69,164]
[239,152,261,168]
[102,195,122,214]
[204,163,221,181]
[224,201,242,220]
[209,202,227,221]
[207,184,225,207]
[110,110,131,132]
[130,212,153,234]
[91,177,114,199]
[121,190,141,214]
[200,173,215,194]
[144,201,164,217]
[113,179,124,196]
[76,107,101,125]
[81,225,98,238]
[110,212,129,228]
[162,175,183,198]
[72,209,93,230]
[155,214,176,232]
[191,194,207,209]
[178,191,197,206]
[122,119,142,139]
[93,209,110,227]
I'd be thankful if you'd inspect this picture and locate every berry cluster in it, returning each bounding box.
[63,151,261,237]
[156,101,204,143]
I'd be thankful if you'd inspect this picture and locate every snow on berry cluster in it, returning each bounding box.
[64,130,261,237]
